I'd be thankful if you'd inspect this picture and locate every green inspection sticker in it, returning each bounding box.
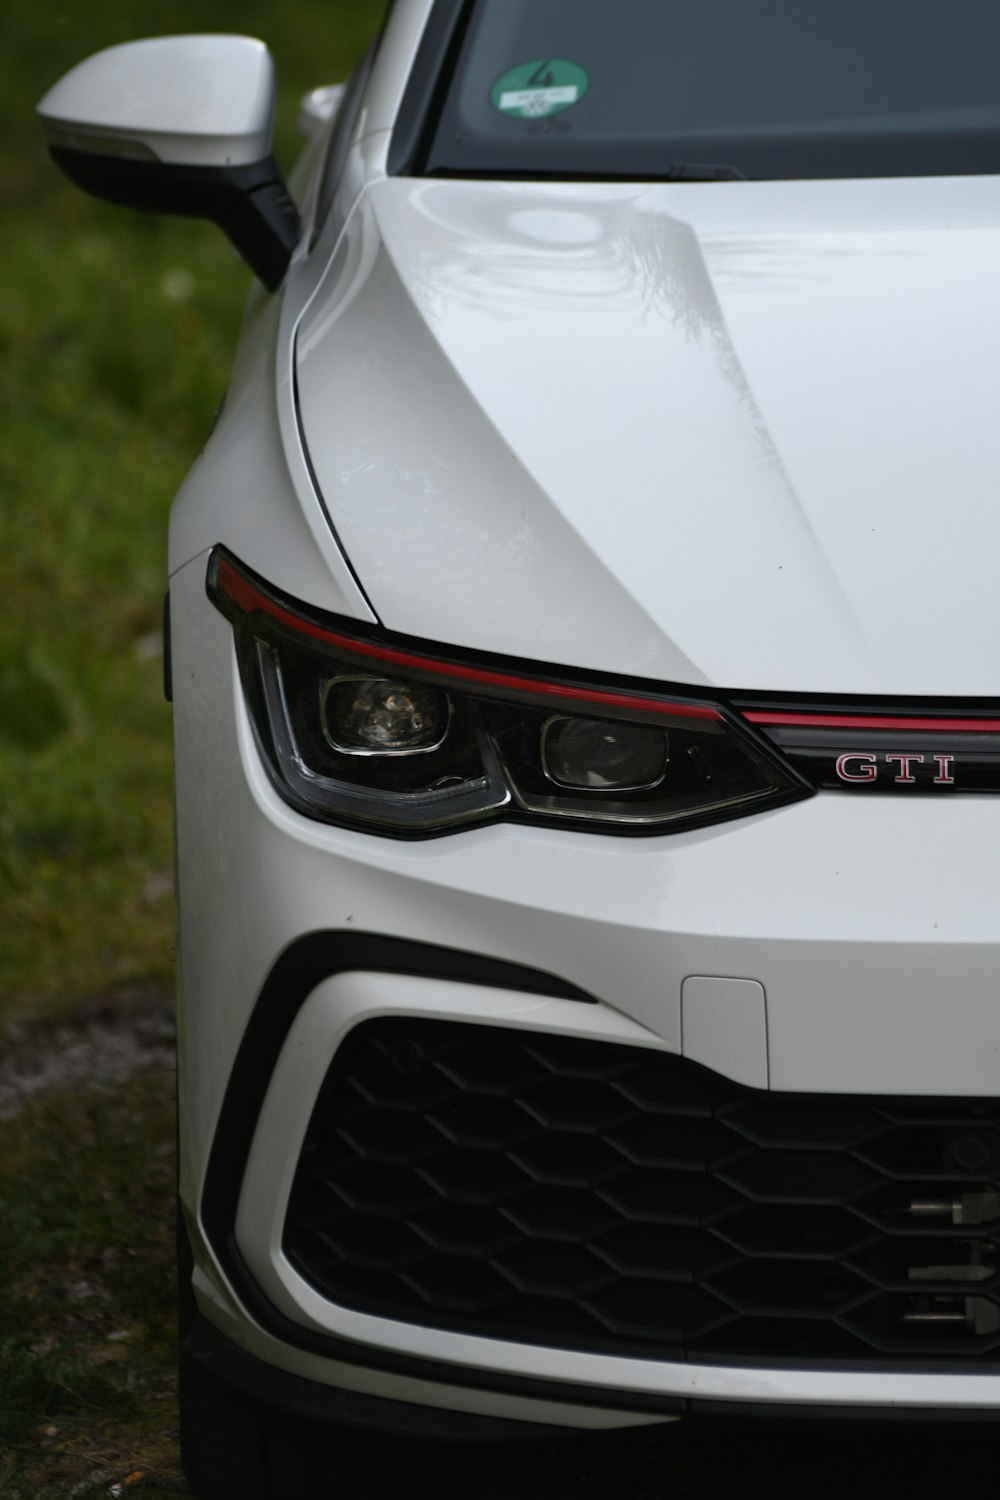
[490,59,590,120]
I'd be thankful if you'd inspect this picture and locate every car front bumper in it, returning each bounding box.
[171,551,1000,1426]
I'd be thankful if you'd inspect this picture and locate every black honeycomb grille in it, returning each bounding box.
[283,1018,1000,1364]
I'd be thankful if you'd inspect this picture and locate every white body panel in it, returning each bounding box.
[297,174,1000,694]
[169,294,374,623]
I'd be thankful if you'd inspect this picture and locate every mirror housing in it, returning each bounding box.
[38,35,300,290]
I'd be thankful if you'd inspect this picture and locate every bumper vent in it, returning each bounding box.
[283,1019,1000,1364]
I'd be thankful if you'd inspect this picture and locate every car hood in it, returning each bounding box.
[294,176,1000,696]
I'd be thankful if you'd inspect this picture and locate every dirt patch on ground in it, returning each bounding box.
[0,984,175,1120]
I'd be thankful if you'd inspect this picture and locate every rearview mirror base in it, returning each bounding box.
[49,148,300,291]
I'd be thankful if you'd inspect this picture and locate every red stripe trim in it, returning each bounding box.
[217,558,721,722]
[745,711,1000,732]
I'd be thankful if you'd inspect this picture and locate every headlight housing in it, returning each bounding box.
[208,550,809,836]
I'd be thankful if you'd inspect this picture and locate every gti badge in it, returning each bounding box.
[835,753,956,784]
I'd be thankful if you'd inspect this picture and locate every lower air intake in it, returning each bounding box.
[283,1018,1000,1364]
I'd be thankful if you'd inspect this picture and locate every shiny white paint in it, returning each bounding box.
[168,288,374,622]
[681,976,768,1089]
[38,35,275,167]
[297,174,1000,695]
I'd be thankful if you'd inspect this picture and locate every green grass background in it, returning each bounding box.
[1,3,383,1492]
[1,0,383,1023]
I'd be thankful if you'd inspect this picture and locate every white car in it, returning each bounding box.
[39,3,1000,1495]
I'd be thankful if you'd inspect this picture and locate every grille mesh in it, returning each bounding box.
[283,1019,1000,1363]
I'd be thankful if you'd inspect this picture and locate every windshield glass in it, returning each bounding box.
[421,0,1000,179]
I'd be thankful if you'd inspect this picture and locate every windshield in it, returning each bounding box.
[419,0,1000,180]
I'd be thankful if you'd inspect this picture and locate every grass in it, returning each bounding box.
[0,1075,182,1496]
[1,1,384,1492]
[0,0,383,1028]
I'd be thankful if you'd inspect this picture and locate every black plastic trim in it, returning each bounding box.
[731,691,1000,715]
[686,1399,1000,1425]
[49,149,300,291]
[163,590,172,704]
[201,930,596,1307]
[419,131,1000,185]
[387,0,472,176]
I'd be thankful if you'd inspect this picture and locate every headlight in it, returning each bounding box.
[208,549,809,836]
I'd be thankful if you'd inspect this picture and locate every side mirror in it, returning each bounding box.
[37,35,300,291]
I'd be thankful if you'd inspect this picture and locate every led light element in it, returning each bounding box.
[321,676,451,755]
[542,716,668,791]
[207,548,810,836]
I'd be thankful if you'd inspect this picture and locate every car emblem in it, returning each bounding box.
[835,752,956,785]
